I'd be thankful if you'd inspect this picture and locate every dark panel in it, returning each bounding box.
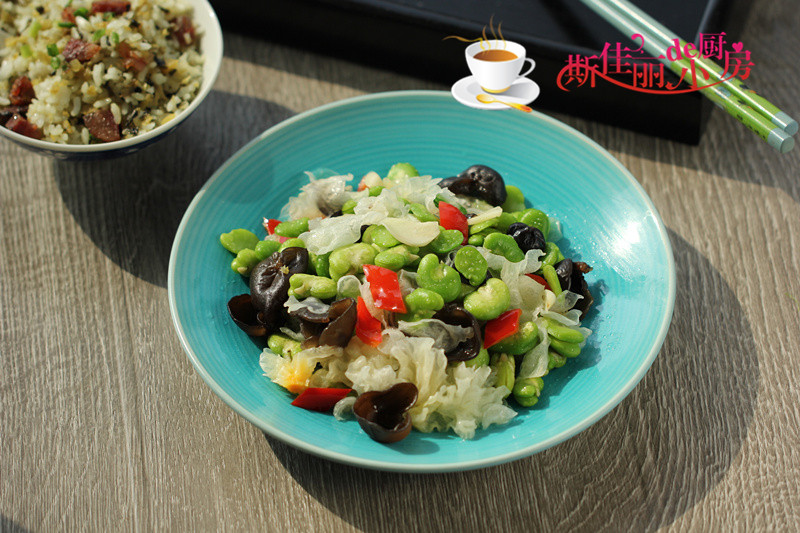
[211,0,751,143]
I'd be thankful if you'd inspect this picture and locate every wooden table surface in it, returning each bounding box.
[2,0,799,530]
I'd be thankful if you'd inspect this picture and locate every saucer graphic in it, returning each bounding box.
[451,76,540,110]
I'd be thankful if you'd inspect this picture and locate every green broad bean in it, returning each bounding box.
[386,162,419,181]
[374,245,418,271]
[399,288,445,321]
[468,234,485,246]
[454,246,488,286]
[374,251,405,271]
[464,347,490,368]
[470,227,502,246]
[267,334,302,358]
[549,337,581,358]
[341,199,357,214]
[488,320,540,355]
[496,212,517,233]
[513,377,544,407]
[415,254,461,303]
[309,252,331,277]
[547,349,567,371]
[328,243,377,281]
[231,248,260,275]
[279,238,306,252]
[541,264,562,295]
[517,208,550,239]
[483,233,525,263]
[463,278,510,321]
[491,353,515,396]
[220,228,260,254]
[254,239,281,261]
[274,217,309,238]
[426,228,463,255]
[362,224,401,249]
[408,203,438,222]
[501,185,526,213]
[407,287,445,310]
[469,217,498,235]
[544,317,585,344]
[336,275,362,299]
[540,242,565,268]
[289,273,338,300]
[459,283,477,300]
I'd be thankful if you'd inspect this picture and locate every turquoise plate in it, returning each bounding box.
[168,91,675,472]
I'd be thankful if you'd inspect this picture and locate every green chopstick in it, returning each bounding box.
[579,0,796,153]
[600,0,797,135]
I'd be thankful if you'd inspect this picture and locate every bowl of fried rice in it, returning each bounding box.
[0,0,222,159]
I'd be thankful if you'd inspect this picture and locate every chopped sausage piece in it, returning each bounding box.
[116,42,149,72]
[5,114,43,140]
[83,109,120,142]
[62,39,102,63]
[90,0,131,15]
[1,106,28,124]
[9,76,36,106]
[171,15,196,46]
[61,6,77,23]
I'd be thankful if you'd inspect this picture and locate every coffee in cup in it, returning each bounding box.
[466,40,535,94]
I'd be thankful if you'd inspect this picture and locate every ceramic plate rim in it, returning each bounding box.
[167,90,676,473]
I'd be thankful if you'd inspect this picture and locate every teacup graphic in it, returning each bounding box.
[465,39,536,94]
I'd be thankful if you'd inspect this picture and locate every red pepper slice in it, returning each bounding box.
[264,218,281,235]
[438,202,468,244]
[526,273,550,291]
[356,296,383,346]
[291,387,352,411]
[363,264,407,313]
[484,308,522,348]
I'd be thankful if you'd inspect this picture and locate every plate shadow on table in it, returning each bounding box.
[0,515,31,533]
[264,229,759,532]
[51,90,295,287]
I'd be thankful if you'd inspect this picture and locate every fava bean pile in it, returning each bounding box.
[220,163,594,442]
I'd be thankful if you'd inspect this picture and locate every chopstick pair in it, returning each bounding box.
[578,0,797,153]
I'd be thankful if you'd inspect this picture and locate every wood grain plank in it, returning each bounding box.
[2,0,800,530]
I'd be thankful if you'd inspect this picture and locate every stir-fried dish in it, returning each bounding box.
[220,163,594,442]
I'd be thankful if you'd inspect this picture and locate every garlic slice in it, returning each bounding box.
[467,206,503,225]
[381,217,440,247]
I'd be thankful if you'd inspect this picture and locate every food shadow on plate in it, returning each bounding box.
[257,229,759,533]
[531,234,605,409]
[52,90,295,288]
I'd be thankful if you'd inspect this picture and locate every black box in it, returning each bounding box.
[211,0,751,143]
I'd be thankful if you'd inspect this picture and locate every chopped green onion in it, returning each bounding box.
[58,21,76,28]
[73,7,89,18]
[27,20,42,38]
[47,43,59,56]
[65,0,73,6]
[20,44,33,58]
[111,31,120,45]
[51,56,61,69]
[92,29,105,42]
